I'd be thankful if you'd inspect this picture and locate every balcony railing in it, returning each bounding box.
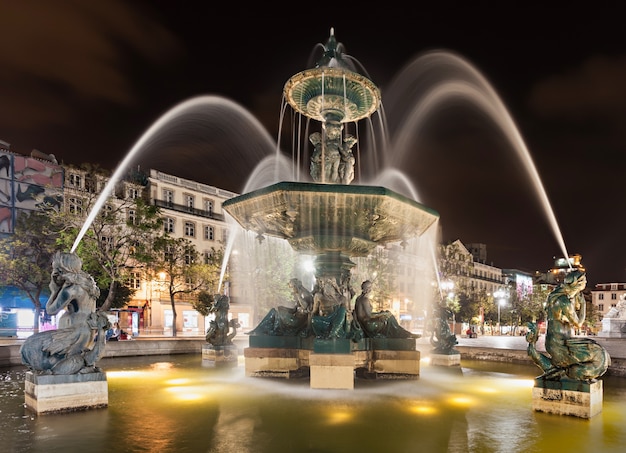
[153,200,225,221]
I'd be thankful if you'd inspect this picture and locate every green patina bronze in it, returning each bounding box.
[205,294,240,347]
[526,270,610,381]
[20,252,110,375]
[429,303,459,355]
[283,28,380,124]
[227,30,438,350]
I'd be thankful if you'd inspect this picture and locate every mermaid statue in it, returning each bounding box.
[526,270,610,381]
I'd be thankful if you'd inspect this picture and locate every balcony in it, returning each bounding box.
[153,200,225,221]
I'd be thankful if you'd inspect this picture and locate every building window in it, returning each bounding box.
[69,173,81,188]
[99,203,113,220]
[185,252,195,265]
[164,245,173,262]
[183,310,198,329]
[163,217,174,233]
[599,294,604,300]
[184,221,195,237]
[205,199,214,216]
[128,188,139,199]
[204,225,214,241]
[612,293,617,300]
[599,304,604,312]
[68,197,83,214]
[85,177,96,193]
[128,209,136,225]
[203,250,213,264]
[164,310,173,328]
[129,272,141,289]
[163,189,174,207]
[185,194,194,211]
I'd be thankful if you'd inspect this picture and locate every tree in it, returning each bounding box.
[138,234,220,337]
[528,284,551,324]
[55,165,162,311]
[435,241,468,320]
[190,247,226,317]
[0,210,60,331]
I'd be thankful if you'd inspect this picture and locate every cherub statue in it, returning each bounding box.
[309,122,356,184]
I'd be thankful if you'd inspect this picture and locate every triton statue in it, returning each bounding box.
[205,294,240,346]
[526,270,610,381]
[429,303,459,354]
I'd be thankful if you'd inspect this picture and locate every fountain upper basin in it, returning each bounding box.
[223,181,439,256]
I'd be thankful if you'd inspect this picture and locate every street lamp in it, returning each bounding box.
[440,281,454,300]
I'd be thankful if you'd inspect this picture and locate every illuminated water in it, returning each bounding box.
[2,355,626,453]
[70,95,277,253]
[381,50,570,262]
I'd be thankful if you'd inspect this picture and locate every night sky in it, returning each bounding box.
[1,2,625,286]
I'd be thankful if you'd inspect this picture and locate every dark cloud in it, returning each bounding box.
[529,54,626,121]
[0,1,181,130]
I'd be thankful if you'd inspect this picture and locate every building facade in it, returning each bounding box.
[0,145,63,336]
[127,169,252,336]
[591,283,626,319]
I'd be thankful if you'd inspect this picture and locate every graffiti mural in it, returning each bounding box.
[0,151,63,233]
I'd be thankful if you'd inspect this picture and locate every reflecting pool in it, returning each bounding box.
[2,355,626,452]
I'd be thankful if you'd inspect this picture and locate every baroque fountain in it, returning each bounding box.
[223,29,439,389]
[1,28,622,452]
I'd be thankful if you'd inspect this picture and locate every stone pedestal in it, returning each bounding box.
[599,318,626,338]
[309,353,354,389]
[243,347,309,378]
[532,378,603,419]
[244,336,421,387]
[24,371,108,415]
[202,344,239,367]
[362,349,421,379]
[430,352,461,367]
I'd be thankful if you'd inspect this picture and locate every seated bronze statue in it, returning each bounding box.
[247,278,313,337]
[354,280,419,339]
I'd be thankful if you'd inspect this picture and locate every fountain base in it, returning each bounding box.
[310,353,355,389]
[24,371,108,415]
[430,352,461,367]
[201,344,239,367]
[244,338,421,388]
[532,378,603,419]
